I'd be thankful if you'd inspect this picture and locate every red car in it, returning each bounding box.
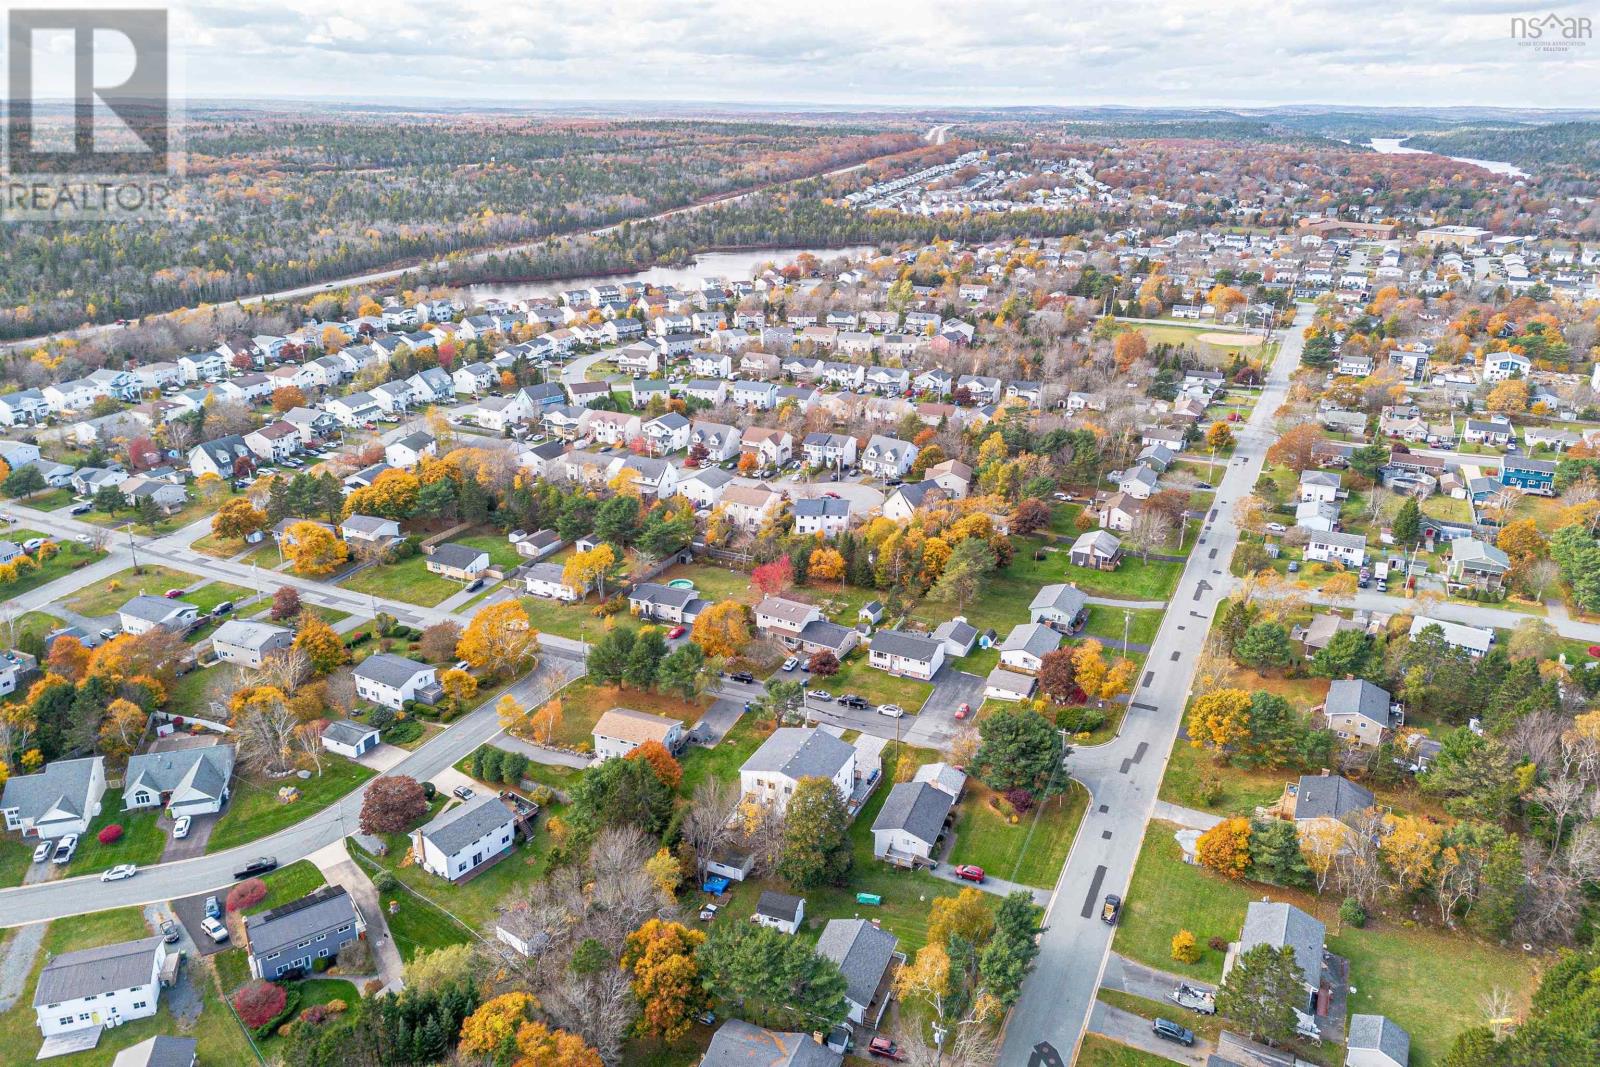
[666,625,687,639]
[954,702,971,719]
[954,864,986,883]
[163,588,185,599]
[868,1037,906,1062]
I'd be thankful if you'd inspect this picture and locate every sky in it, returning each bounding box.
[34,0,1600,110]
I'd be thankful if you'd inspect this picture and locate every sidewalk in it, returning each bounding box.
[1150,801,1224,832]
[307,839,405,993]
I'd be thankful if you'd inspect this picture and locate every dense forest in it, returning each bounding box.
[0,116,921,340]
[1405,121,1600,171]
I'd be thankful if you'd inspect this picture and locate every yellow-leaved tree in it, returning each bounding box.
[690,600,751,659]
[284,521,348,575]
[456,601,539,679]
[562,543,616,602]
[621,918,707,1043]
[1187,688,1252,757]
[1195,817,1252,878]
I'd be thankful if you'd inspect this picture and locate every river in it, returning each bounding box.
[466,245,876,304]
[1366,137,1530,179]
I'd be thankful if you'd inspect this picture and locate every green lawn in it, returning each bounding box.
[517,594,614,642]
[22,487,76,510]
[241,859,329,915]
[183,581,254,614]
[65,565,198,617]
[64,790,166,876]
[680,716,770,797]
[653,561,757,605]
[207,758,375,853]
[351,849,478,961]
[811,651,934,710]
[341,554,460,606]
[0,539,108,603]
[1096,988,1223,1044]
[453,532,523,570]
[255,978,359,1063]
[0,835,36,888]
[1077,1034,1175,1067]
[1159,742,1290,817]
[1114,823,1536,1066]
[948,781,1086,888]
[213,947,252,993]
[1083,605,1163,648]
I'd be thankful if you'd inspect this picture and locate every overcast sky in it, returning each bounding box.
[129,1,1600,110]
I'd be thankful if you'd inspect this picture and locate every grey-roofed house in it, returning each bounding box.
[1288,772,1374,824]
[912,762,967,799]
[245,885,366,979]
[868,629,946,681]
[1447,538,1511,592]
[321,719,380,759]
[353,653,441,710]
[111,1035,197,1067]
[791,496,851,537]
[33,936,168,1037]
[700,1019,841,1067]
[1347,1014,1411,1067]
[871,781,954,866]
[211,619,293,669]
[123,746,235,817]
[628,582,705,624]
[117,595,198,637]
[1226,901,1325,1010]
[932,618,978,657]
[815,918,900,1026]
[985,666,1037,701]
[1029,583,1089,632]
[753,890,806,935]
[425,542,490,581]
[739,728,856,813]
[412,794,517,882]
[998,622,1062,674]
[2,756,107,839]
[1070,529,1123,570]
[1319,679,1401,748]
[794,619,861,659]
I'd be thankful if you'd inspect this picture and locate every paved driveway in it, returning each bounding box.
[159,813,217,863]
[170,891,230,957]
[906,667,985,748]
[693,698,747,745]
[1087,1001,1211,1066]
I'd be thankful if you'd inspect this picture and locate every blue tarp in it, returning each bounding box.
[701,875,731,895]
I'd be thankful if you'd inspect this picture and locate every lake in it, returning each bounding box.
[1367,137,1529,179]
[467,245,876,304]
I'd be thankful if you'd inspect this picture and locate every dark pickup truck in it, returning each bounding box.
[234,856,278,880]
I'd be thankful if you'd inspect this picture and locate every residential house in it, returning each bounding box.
[425,543,490,581]
[411,794,517,882]
[245,885,367,980]
[1409,615,1494,657]
[740,427,793,468]
[385,431,437,468]
[1029,584,1089,633]
[998,623,1062,674]
[871,781,954,867]
[111,1036,196,1067]
[211,620,293,669]
[752,891,806,936]
[1225,901,1324,1013]
[524,561,584,602]
[628,584,706,625]
[119,477,188,515]
[700,1020,841,1067]
[324,392,381,428]
[860,435,917,480]
[177,349,227,382]
[243,422,302,464]
[731,380,779,411]
[353,654,441,710]
[1305,529,1367,567]
[341,514,401,550]
[1347,1015,1411,1067]
[188,435,256,480]
[882,481,944,522]
[677,467,734,509]
[1483,352,1531,382]
[1,757,106,839]
[1447,538,1511,591]
[123,746,235,817]
[33,936,168,1037]
[739,727,856,812]
[802,432,857,470]
[1463,417,1513,446]
[720,484,782,531]
[1096,491,1144,533]
[956,375,1002,404]
[1118,464,1159,499]
[924,459,973,497]
[321,720,380,760]
[791,496,850,537]
[117,596,198,636]
[453,363,496,395]
[0,389,49,426]
[1295,500,1341,533]
[592,708,685,761]
[1318,679,1402,748]
[1501,455,1556,495]
[689,421,741,462]
[815,918,899,1027]
[1299,470,1341,503]
[580,409,642,447]
[754,596,824,644]
[1070,530,1123,570]
[642,412,690,454]
[932,618,978,658]
[868,630,946,681]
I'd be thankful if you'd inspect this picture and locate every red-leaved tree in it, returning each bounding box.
[97,824,123,845]
[234,980,287,1028]
[227,878,267,913]
[359,775,428,835]
[751,555,794,597]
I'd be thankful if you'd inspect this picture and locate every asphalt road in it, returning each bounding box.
[996,306,1309,1066]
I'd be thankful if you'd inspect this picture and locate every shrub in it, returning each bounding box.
[227,878,268,913]
[363,979,384,997]
[1004,787,1036,814]
[300,1003,331,1025]
[807,650,840,676]
[326,999,348,1014]
[1207,935,1228,953]
[234,980,288,1029]
[1171,929,1201,964]
[372,870,398,893]
[1056,706,1106,733]
[97,823,124,845]
[1195,775,1225,807]
[530,785,554,806]
[421,781,437,801]
[1339,897,1367,928]
[311,956,330,973]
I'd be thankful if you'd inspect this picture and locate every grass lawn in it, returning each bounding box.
[453,531,523,569]
[255,978,359,1063]
[0,539,108,602]
[21,487,76,510]
[182,581,255,614]
[948,781,1087,888]
[207,758,375,853]
[1077,1034,1175,1067]
[811,651,934,710]
[529,678,708,749]
[1057,555,1185,601]
[241,859,328,915]
[341,554,460,607]
[65,565,199,617]
[680,716,771,797]
[64,790,166,876]
[1421,495,1473,524]
[1115,824,1536,1066]
[3,610,63,645]
[212,947,252,993]
[653,561,757,605]
[351,851,475,961]
[1096,988,1223,1044]
[1083,605,1163,648]
[518,594,613,642]
[0,835,36,888]
[167,664,238,718]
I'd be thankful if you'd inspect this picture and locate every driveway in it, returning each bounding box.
[170,891,230,957]
[159,813,218,863]
[927,865,1050,906]
[1087,1001,1211,1066]
[693,698,747,745]
[309,840,405,993]
[905,667,985,748]
[358,742,411,773]
[1101,953,1215,1006]
[429,766,480,799]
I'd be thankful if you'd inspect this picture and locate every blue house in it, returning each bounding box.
[1501,456,1556,496]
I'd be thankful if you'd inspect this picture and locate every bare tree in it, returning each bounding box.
[681,778,739,879]
[295,721,327,776]
[233,696,299,775]
[1127,509,1174,562]
[253,647,312,693]
[325,672,357,714]
[1479,987,1517,1038]
[1334,808,1386,906]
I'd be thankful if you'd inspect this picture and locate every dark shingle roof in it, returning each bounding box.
[1294,774,1374,821]
[815,918,897,1008]
[244,885,361,957]
[871,782,953,846]
[35,936,163,1006]
[416,794,514,856]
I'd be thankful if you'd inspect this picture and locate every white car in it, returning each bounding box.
[171,816,191,839]
[200,916,229,943]
[74,534,91,543]
[101,863,138,881]
[31,841,53,864]
[781,657,799,672]
[878,704,905,718]
[1265,522,1287,534]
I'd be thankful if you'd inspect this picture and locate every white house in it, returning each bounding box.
[739,727,855,814]
[752,891,806,936]
[1409,615,1495,658]
[643,412,691,454]
[524,561,584,602]
[353,654,441,710]
[1346,1015,1411,1067]
[117,596,198,636]
[816,919,899,1026]
[802,432,857,470]
[591,707,685,761]
[998,623,1062,674]
[871,781,954,866]
[860,435,917,480]
[411,794,517,882]
[689,421,741,462]
[792,496,851,537]
[1299,470,1341,503]
[868,630,946,680]
[2,757,106,840]
[384,431,437,468]
[123,746,235,817]
[33,936,168,1038]
[177,349,227,382]
[211,620,293,669]
[1304,529,1367,567]
[1483,352,1531,382]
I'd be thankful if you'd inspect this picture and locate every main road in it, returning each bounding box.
[998,305,1310,1066]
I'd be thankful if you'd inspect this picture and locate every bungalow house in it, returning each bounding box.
[2,756,106,839]
[566,381,613,408]
[998,623,1062,674]
[120,477,188,515]
[860,435,917,480]
[868,630,946,681]
[1070,529,1123,570]
[740,727,855,812]
[752,891,806,936]
[385,431,437,468]
[628,584,705,625]
[1501,456,1556,496]
[32,936,169,1038]
[341,514,402,548]
[123,746,235,817]
[1409,616,1494,658]
[117,596,198,636]
[701,1020,841,1067]
[791,496,850,537]
[188,435,256,480]
[932,618,978,658]
[320,720,380,760]
[1347,1015,1412,1067]
[689,421,741,462]
[353,654,441,710]
[1030,584,1089,633]
[524,561,585,602]
[1299,612,1364,655]
[411,794,517,882]
[1447,538,1511,591]
[1224,901,1324,1014]
[1305,529,1367,567]
[1318,679,1402,748]
[244,885,366,981]
[1463,417,1513,446]
[591,708,685,761]
[1299,470,1341,503]
[816,919,900,1027]
[211,620,294,669]
[1277,772,1376,841]
[70,467,127,497]
[110,1036,196,1067]
[425,543,490,582]
[871,781,954,867]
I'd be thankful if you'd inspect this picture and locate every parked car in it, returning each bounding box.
[97,627,119,640]
[955,702,971,719]
[666,625,686,639]
[171,816,191,839]
[466,578,484,592]
[52,834,78,865]
[867,1037,907,1061]
[31,840,53,863]
[1101,894,1122,924]
[877,704,905,718]
[806,690,833,703]
[200,916,229,943]
[838,695,869,710]
[781,657,799,672]
[954,864,986,883]
[204,895,221,919]
[1152,1018,1195,1047]
[729,672,756,685]
[1286,561,1300,573]
[163,588,185,599]
[234,856,278,879]
[74,533,91,543]
[101,863,138,882]
[69,503,92,515]
[453,786,475,801]
[159,918,180,944]
[213,601,233,615]
[21,538,44,552]
[1265,522,1287,534]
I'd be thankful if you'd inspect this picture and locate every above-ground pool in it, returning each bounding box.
[666,578,695,589]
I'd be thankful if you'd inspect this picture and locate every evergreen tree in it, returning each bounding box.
[1392,495,1421,543]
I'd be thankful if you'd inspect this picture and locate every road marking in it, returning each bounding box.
[1140,671,1153,688]
[1081,865,1108,918]
[1170,651,1181,661]
[1101,830,1112,840]
[1030,1042,1064,1067]
[1208,548,1218,559]
[1133,741,1148,764]
[1131,701,1157,712]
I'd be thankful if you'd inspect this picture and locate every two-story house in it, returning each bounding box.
[245,885,367,980]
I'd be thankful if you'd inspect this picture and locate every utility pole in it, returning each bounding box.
[1122,610,1132,659]
[127,528,140,573]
